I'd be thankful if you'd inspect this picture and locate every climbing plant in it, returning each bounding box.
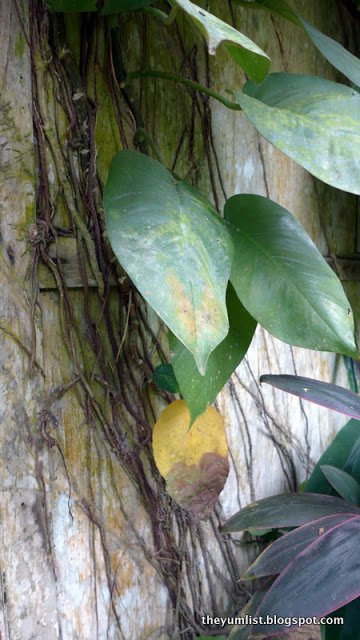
[42,0,360,637]
[46,0,360,504]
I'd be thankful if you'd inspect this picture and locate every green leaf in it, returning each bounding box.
[225,194,357,357]
[221,493,360,533]
[255,516,360,634]
[306,421,360,494]
[153,364,180,394]
[104,150,233,375]
[171,0,270,82]
[235,1,360,86]
[46,0,155,12]
[344,437,360,483]
[170,283,256,423]
[244,514,357,579]
[300,18,360,88]
[320,465,360,505]
[234,73,360,195]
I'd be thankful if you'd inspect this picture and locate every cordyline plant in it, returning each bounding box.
[222,375,360,640]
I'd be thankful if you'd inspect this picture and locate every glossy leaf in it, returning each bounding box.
[234,74,360,195]
[171,0,270,82]
[104,150,233,374]
[170,283,256,423]
[321,465,360,505]
[221,493,360,533]
[260,375,360,420]
[306,421,360,494]
[152,400,229,519]
[46,0,155,12]
[244,514,356,579]
[256,516,360,633]
[225,195,357,356]
[153,364,180,394]
[235,0,360,86]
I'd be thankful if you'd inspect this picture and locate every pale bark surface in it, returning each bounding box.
[0,1,358,639]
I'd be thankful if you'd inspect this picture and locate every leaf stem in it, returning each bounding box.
[126,70,242,111]
[142,6,179,24]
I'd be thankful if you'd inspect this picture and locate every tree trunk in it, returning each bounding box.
[0,1,358,639]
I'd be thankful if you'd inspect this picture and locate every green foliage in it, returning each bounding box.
[153,364,180,394]
[225,194,357,356]
[320,465,360,504]
[235,0,360,86]
[170,0,270,82]
[235,74,360,195]
[170,284,256,422]
[46,0,360,632]
[222,381,360,638]
[105,152,356,420]
[104,150,233,375]
[299,18,360,87]
[306,421,360,494]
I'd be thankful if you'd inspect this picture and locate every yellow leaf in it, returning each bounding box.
[152,400,229,519]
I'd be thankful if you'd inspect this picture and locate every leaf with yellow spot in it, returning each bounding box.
[104,150,233,374]
[152,400,229,519]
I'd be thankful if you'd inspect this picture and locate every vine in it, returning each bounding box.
[27,0,360,638]
[28,2,249,638]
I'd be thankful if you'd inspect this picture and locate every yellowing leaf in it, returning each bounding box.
[104,150,233,375]
[152,400,229,519]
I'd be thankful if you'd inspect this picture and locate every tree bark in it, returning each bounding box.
[0,1,358,639]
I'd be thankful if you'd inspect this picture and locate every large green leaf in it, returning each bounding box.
[221,493,360,533]
[170,0,270,82]
[46,0,155,11]
[225,195,357,356]
[244,514,356,579]
[255,516,360,634]
[235,0,360,86]
[104,151,233,374]
[306,421,360,494]
[234,74,360,195]
[170,283,256,423]
[321,466,360,505]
